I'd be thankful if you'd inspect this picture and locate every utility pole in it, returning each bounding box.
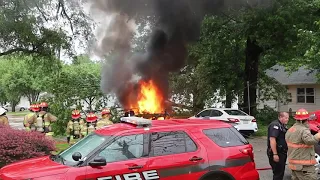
[247,81,251,115]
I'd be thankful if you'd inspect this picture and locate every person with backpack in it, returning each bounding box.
[23,104,40,131]
[66,109,82,145]
[37,102,57,137]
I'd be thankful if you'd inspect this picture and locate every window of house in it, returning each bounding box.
[150,131,197,157]
[297,88,315,103]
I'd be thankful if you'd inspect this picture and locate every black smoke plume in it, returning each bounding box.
[87,0,226,111]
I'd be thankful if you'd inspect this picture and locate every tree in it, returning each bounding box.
[44,59,105,135]
[0,0,93,58]
[181,0,320,116]
[189,16,246,109]
[0,56,59,110]
[238,0,320,115]
[48,60,103,111]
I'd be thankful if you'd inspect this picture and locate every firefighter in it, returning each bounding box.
[96,108,113,129]
[85,112,98,135]
[0,107,9,126]
[66,110,81,145]
[23,104,40,131]
[267,112,289,180]
[285,108,320,180]
[38,102,57,137]
[79,118,87,138]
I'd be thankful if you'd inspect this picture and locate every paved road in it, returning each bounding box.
[8,114,24,130]
[248,137,292,180]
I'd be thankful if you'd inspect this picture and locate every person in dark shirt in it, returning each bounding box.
[267,112,289,180]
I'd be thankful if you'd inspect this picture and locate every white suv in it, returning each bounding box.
[190,108,258,135]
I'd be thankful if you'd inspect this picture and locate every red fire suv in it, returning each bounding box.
[0,117,259,180]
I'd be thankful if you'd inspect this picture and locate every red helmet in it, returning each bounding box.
[101,108,111,115]
[72,110,81,119]
[40,102,48,108]
[31,104,40,112]
[86,112,98,122]
[294,108,309,120]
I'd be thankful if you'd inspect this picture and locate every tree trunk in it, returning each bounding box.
[11,101,17,112]
[88,97,95,112]
[242,37,263,116]
[26,92,40,104]
[192,89,205,114]
[225,90,232,108]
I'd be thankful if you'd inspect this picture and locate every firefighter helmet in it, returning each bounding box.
[294,108,310,120]
[31,104,40,112]
[40,102,48,108]
[86,112,98,122]
[101,108,111,115]
[72,110,81,119]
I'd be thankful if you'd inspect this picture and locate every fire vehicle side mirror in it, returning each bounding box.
[89,156,107,167]
[72,152,82,161]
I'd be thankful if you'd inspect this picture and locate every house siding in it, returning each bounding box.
[257,99,278,111]
[278,84,320,112]
[256,88,279,111]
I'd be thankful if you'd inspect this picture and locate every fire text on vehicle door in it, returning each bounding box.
[97,170,160,180]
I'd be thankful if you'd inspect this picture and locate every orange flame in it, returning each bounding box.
[133,80,164,114]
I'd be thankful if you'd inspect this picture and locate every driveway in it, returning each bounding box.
[7,114,24,130]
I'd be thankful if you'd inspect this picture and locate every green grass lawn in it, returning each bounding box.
[7,111,29,116]
[254,123,268,137]
[52,142,69,155]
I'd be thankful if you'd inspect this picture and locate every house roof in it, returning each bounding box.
[266,65,318,85]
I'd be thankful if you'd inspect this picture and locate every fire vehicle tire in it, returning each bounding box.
[202,175,231,180]
[200,171,234,180]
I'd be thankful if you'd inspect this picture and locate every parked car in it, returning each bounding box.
[2,103,27,112]
[0,117,259,180]
[190,108,258,136]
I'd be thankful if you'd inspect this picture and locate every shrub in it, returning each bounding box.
[0,125,56,168]
[255,106,279,126]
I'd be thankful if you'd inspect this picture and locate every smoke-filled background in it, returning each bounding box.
[86,0,233,111]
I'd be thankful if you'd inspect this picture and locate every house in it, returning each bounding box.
[259,65,320,113]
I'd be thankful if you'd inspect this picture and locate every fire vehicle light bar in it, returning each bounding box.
[120,117,152,127]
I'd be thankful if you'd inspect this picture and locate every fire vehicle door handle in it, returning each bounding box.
[189,156,203,161]
[128,165,143,170]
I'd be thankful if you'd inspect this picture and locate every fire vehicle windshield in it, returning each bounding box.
[53,133,110,166]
